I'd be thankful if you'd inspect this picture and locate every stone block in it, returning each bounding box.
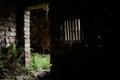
[25,39,30,44]
[25,51,31,55]
[5,22,14,27]
[5,43,11,48]
[24,22,30,27]
[24,30,30,35]
[25,47,31,52]
[25,11,30,15]
[6,31,16,36]
[12,22,16,27]
[24,26,30,32]
[9,37,15,43]
[24,34,30,39]
[24,18,30,23]
[25,57,31,67]
[11,32,16,36]
[0,25,7,30]
[0,31,4,36]
[25,43,30,48]
[10,26,16,31]
[24,15,30,19]
[5,37,10,43]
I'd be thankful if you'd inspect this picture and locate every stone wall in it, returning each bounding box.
[0,16,16,47]
[24,11,31,67]
[0,1,16,55]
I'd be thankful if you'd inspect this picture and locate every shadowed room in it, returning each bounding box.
[0,0,113,80]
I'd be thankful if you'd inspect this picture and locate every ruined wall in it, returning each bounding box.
[0,1,16,54]
[0,16,16,47]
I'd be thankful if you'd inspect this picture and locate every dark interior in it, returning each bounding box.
[0,0,113,80]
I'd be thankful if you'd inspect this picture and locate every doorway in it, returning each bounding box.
[24,3,51,75]
[30,5,50,54]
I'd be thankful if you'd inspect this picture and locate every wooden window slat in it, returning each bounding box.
[61,18,81,42]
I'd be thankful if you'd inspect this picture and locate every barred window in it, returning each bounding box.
[60,18,81,41]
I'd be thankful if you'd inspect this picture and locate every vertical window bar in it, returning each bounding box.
[78,19,80,40]
[62,18,81,41]
[66,20,69,40]
[69,19,72,41]
[64,20,67,40]
[77,19,79,40]
[74,19,76,40]
[62,21,65,41]
[72,19,75,40]
[76,18,78,40]
[75,19,78,40]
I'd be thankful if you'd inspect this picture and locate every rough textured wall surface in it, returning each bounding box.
[0,16,16,46]
[0,1,16,52]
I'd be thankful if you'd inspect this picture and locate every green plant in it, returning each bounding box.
[0,43,28,79]
[29,53,51,72]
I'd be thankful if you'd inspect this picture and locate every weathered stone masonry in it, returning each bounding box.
[24,11,31,67]
[0,1,16,55]
[0,17,16,54]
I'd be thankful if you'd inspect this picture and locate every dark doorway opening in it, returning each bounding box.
[30,6,50,54]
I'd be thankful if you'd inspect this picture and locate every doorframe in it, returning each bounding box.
[24,3,49,67]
